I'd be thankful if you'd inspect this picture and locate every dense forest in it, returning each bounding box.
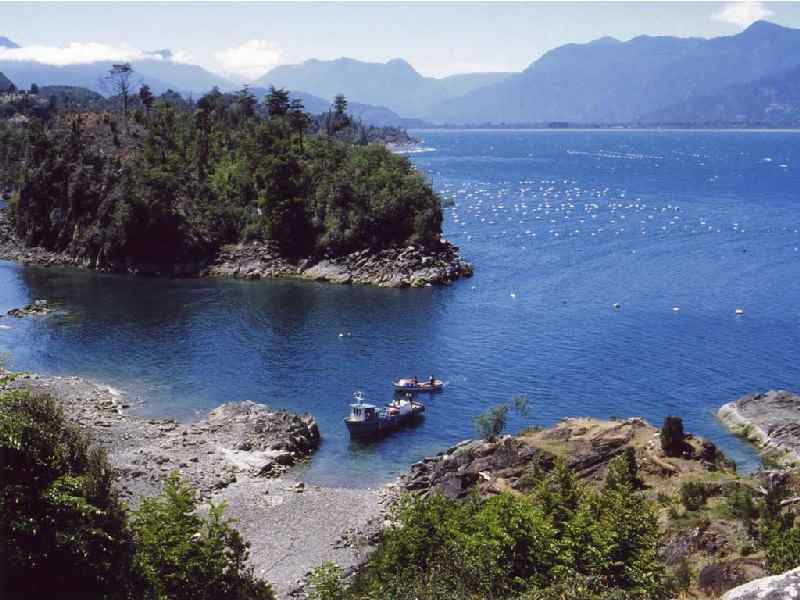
[0,72,440,271]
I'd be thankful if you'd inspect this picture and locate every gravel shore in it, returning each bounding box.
[2,371,389,598]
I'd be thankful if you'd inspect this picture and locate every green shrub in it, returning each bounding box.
[0,389,274,600]
[724,483,757,523]
[132,472,274,600]
[473,396,529,442]
[0,390,142,599]
[346,456,669,600]
[680,481,709,511]
[473,404,509,442]
[307,561,347,600]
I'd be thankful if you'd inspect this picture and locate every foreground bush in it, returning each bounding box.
[0,390,141,598]
[133,472,274,600]
[0,389,274,600]
[312,456,669,600]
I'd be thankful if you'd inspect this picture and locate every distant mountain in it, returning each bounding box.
[248,86,428,127]
[0,61,174,95]
[645,63,800,125]
[0,43,233,96]
[0,71,14,92]
[253,57,510,118]
[430,21,800,124]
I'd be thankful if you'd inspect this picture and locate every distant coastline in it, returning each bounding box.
[409,122,800,131]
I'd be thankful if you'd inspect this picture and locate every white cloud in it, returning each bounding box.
[712,1,774,27]
[0,42,149,65]
[214,40,282,81]
[170,50,195,65]
[0,42,197,66]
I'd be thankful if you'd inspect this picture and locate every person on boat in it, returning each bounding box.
[429,375,435,387]
[412,376,418,385]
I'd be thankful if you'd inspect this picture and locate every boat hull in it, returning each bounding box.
[345,406,425,438]
[393,381,444,393]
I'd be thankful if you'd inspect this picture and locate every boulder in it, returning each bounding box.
[718,390,800,466]
[722,566,800,599]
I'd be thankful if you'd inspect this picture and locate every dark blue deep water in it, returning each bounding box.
[2,129,800,486]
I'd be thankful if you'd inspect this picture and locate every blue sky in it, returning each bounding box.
[2,1,800,80]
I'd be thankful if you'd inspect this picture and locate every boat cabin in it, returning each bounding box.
[348,402,378,423]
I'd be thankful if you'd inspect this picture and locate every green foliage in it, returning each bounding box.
[132,472,274,600]
[605,448,641,491]
[473,404,509,442]
[307,561,347,600]
[659,416,685,456]
[0,390,141,598]
[679,481,710,511]
[752,477,800,575]
[766,525,800,574]
[342,457,669,600]
[9,91,443,267]
[0,390,274,599]
[724,483,757,524]
[473,395,530,442]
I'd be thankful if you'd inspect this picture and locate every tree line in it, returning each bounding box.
[3,64,439,269]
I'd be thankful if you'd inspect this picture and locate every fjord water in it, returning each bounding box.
[2,129,799,485]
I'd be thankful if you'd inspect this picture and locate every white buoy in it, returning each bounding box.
[672,307,680,312]
[510,293,517,299]
[338,333,344,337]
[735,308,745,316]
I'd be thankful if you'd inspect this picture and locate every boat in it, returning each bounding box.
[393,378,445,393]
[344,391,425,438]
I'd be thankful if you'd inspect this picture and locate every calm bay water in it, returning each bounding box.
[3,129,800,485]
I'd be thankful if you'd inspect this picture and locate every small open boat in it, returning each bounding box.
[393,378,445,393]
[344,391,425,438]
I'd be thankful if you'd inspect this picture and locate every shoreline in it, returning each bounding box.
[1,370,390,598]
[717,390,800,467]
[0,207,473,288]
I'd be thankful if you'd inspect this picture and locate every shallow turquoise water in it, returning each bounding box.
[3,129,800,485]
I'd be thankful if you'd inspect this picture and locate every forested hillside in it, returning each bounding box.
[2,85,442,273]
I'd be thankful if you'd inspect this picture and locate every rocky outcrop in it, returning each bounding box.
[2,373,320,501]
[6,299,51,317]
[718,390,800,466]
[0,207,473,287]
[209,239,473,288]
[722,566,800,599]
[399,417,733,499]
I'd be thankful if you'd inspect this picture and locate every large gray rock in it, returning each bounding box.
[722,567,800,599]
[718,390,800,466]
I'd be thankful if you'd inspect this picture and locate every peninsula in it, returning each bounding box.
[0,85,472,287]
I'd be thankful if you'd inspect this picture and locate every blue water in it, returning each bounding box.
[3,129,800,486]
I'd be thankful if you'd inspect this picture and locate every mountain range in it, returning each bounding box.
[253,58,511,118]
[3,21,800,125]
[434,20,800,124]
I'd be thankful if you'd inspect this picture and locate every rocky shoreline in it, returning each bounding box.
[399,416,732,499]
[209,239,473,287]
[1,371,388,598]
[0,207,473,288]
[718,389,800,466]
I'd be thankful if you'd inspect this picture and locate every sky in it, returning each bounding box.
[2,1,800,82]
